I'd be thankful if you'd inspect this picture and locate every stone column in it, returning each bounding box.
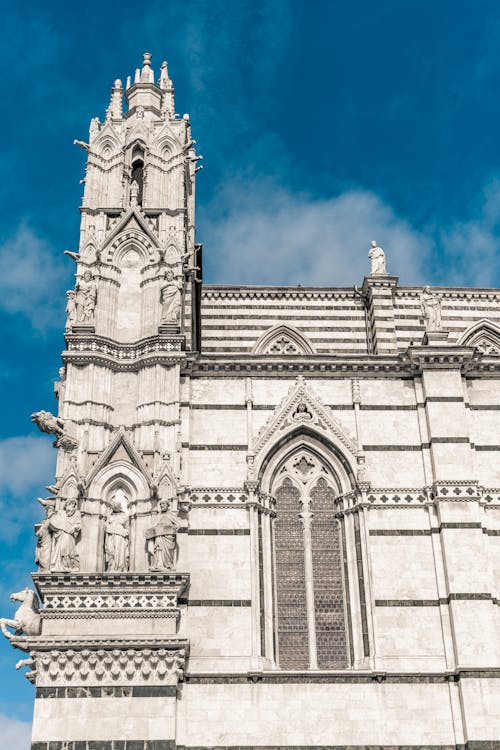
[299,505,318,669]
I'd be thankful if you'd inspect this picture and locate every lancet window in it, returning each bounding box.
[272,447,349,669]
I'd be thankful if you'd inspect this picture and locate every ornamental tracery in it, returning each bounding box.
[271,446,348,670]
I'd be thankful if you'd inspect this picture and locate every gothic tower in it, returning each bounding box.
[4,53,500,750]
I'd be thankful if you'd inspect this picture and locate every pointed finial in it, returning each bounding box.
[126,75,131,90]
[141,52,154,83]
[109,79,123,119]
[134,68,140,84]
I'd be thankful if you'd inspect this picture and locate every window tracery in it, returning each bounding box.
[272,448,348,670]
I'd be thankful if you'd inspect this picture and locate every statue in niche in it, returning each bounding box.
[145,498,180,571]
[48,498,81,572]
[75,270,97,323]
[35,498,56,571]
[104,493,130,572]
[65,290,77,331]
[130,179,140,207]
[368,240,387,275]
[420,286,442,332]
[160,269,182,325]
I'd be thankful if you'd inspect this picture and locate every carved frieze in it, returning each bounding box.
[21,641,188,686]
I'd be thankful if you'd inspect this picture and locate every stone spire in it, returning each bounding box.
[159,60,175,118]
[108,79,123,120]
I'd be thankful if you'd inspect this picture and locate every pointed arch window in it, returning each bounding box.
[131,145,145,205]
[272,448,349,669]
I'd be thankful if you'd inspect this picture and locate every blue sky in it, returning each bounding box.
[1,0,500,743]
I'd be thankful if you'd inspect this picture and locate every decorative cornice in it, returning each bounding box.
[202,286,361,301]
[64,333,185,370]
[18,640,189,686]
[33,572,190,598]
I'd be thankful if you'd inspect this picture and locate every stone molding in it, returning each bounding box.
[202,287,362,301]
[33,573,189,617]
[188,488,249,508]
[64,333,184,370]
[187,352,500,377]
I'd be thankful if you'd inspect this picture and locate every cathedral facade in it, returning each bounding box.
[3,54,500,749]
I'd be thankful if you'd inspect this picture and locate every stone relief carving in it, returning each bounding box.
[475,337,500,355]
[292,402,313,421]
[34,647,186,686]
[0,588,41,641]
[267,335,300,355]
[75,269,97,323]
[160,268,182,325]
[145,499,181,571]
[47,498,81,572]
[104,491,130,572]
[420,286,442,332]
[368,240,387,275]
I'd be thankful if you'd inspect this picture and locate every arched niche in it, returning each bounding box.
[84,460,152,572]
[115,244,144,342]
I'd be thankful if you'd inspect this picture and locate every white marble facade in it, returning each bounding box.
[4,55,500,750]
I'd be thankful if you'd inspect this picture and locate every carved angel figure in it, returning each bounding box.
[31,410,64,437]
[49,499,81,572]
[368,240,387,275]
[420,286,442,332]
[105,497,130,572]
[145,499,180,570]
[160,269,182,324]
[75,270,97,323]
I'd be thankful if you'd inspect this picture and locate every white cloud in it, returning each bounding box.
[201,181,431,285]
[0,436,55,498]
[0,435,55,542]
[438,179,500,288]
[201,177,500,288]
[0,714,31,750]
[0,224,66,328]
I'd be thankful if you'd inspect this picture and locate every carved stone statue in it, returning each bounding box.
[368,240,387,275]
[31,410,65,438]
[65,290,77,331]
[0,588,41,641]
[75,270,97,323]
[130,179,140,207]
[105,496,130,572]
[35,498,56,571]
[420,286,442,332]
[48,499,81,572]
[160,269,182,324]
[145,498,180,571]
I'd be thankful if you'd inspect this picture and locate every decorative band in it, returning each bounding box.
[36,685,177,699]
